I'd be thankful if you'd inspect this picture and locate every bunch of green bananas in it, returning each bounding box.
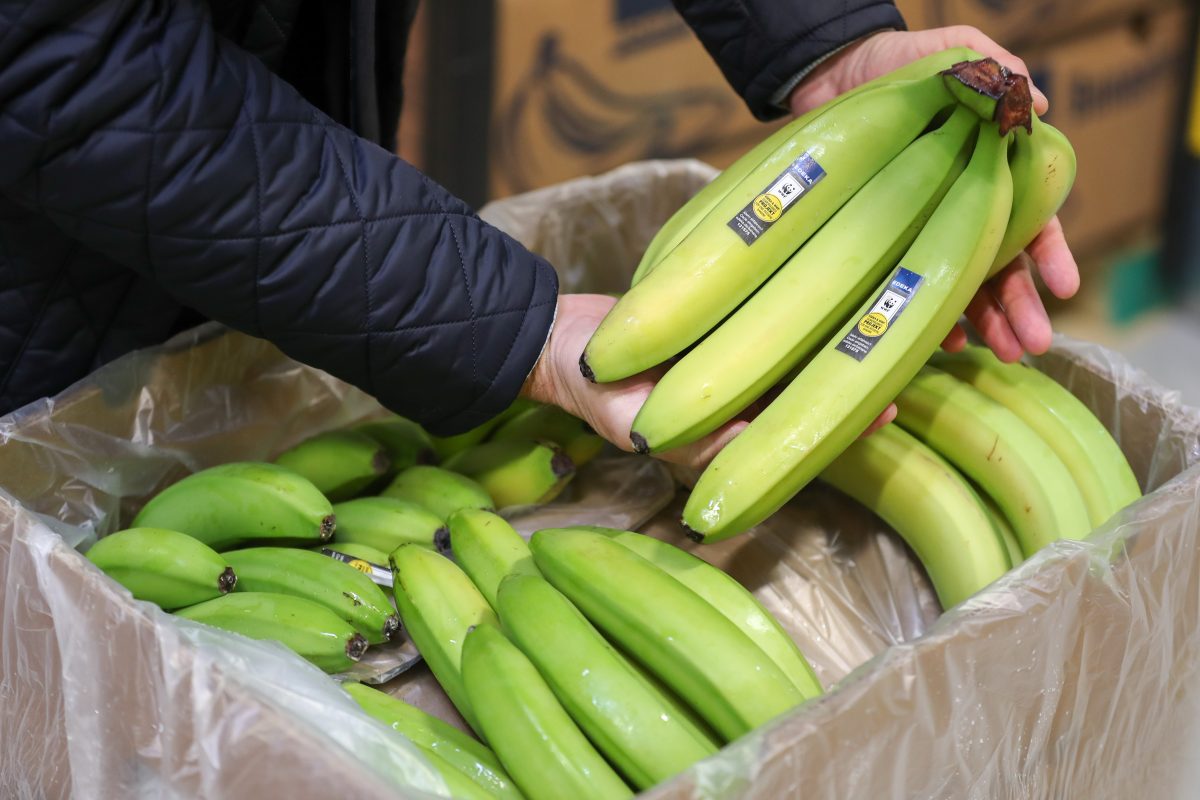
[386,513,821,798]
[816,343,1140,610]
[80,397,605,677]
[582,51,1088,545]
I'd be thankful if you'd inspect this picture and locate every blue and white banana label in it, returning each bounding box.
[728,152,826,245]
[836,267,924,361]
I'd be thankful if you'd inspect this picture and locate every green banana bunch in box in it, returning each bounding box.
[86,527,236,610]
[132,462,335,552]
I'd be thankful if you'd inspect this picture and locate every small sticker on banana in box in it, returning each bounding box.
[319,548,393,587]
[728,152,826,245]
[836,267,924,361]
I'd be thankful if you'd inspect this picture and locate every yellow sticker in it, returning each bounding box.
[347,559,373,575]
[857,312,889,337]
[752,193,783,222]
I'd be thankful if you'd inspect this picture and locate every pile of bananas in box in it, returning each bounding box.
[77,49,1148,800]
[85,398,604,673]
[583,50,1095,546]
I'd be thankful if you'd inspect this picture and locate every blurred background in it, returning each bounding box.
[395,0,1200,405]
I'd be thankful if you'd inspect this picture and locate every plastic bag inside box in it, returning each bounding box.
[3,159,1200,799]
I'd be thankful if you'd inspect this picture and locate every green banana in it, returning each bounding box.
[580,526,821,698]
[331,496,450,555]
[343,683,523,800]
[174,591,368,673]
[530,528,806,741]
[132,462,335,552]
[390,543,499,737]
[85,527,236,610]
[490,404,606,468]
[222,547,399,644]
[894,365,1092,556]
[582,72,958,382]
[310,541,391,567]
[461,622,633,800]
[683,116,1016,542]
[497,573,718,789]
[819,424,1011,608]
[430,399,539,461]
[630,105,977,453]
[988,114,1076,277]
[930,345,1140,527]
[973,481,1025,568]
[381,466,495,521]
[354,416,436,473]
[273,430,392,502]
[442,441,575,509]
[629,47,985,287]
[446,508,539,609]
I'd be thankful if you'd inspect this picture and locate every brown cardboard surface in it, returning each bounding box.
[485,1,781,200]
[1022,5,1190,255]
[896,0,1176,49]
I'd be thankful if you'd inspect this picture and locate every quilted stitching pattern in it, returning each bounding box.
[0,0,558,431]
[672,0,906,120]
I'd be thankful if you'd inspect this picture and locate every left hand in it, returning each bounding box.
[788,28,1080,366]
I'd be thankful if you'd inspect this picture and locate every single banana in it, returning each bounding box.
[819,424,1011,609]
[988,114,1076,277]
[85,527,236,610]
[132,462,335,552]
[446,508,539,609]
[310,541,391,567]
[381,466,495,521]
[894,365,1092,556]
[343,683,524,800]
[497,573,718,789]
[490,404,606,468]
[430,399,539,461]
[629,47,985,287]
[630,105,978,452]
[683,114,1017,542]
[273,430,392,502]
[930,345,1140,527]
[461,622,633,800]
[174,591,368,674]
[442,441,575,509]
[580,526,821,698]
[222,547,399,644]
[390,543,499,737]
[582,71,959,383]
[354,416,436,473]
[530,528,806,741]
[331,495,450,555]
[972,480,1025,568]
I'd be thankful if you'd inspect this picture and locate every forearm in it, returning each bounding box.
[0,0,558,435]
[671,0,905,120]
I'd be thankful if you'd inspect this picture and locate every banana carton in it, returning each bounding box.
[3,161,1200,798]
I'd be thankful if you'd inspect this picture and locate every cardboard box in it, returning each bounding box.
[5,160,1200,798]
[413,0,784,206]
[896,0,1176,49]
[1021,4,1191,255]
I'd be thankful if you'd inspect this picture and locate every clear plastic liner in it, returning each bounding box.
[3,160,1200,799]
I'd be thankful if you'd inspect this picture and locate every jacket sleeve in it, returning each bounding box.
[672,0,906,120]
[0,0,558,435]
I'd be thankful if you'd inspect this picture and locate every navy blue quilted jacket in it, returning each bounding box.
[0,0,901,433]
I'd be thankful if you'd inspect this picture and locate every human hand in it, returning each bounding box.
[521,294,895,469]
[790,28,1079,363]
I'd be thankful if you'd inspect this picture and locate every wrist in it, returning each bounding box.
[785,31,887,116]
